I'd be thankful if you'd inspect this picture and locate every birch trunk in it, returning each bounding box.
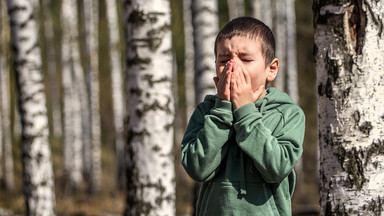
[191,0,218,104]
[183,0,195,118]
[314,0,384,214]
[6,0,56,214]
[106,0,126,190]
[123,0,175,215]
[61,0,85,191]
[286,0,298,103]
[83,0,101,193]
[261,0,273,28]
[273,0,286,91]
[0,6,14,190]
[227,0,244,20]
[250,0,262,19]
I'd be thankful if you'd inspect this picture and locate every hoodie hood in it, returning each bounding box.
[255,87,296,112]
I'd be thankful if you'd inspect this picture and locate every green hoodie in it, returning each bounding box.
[181,87,305,216]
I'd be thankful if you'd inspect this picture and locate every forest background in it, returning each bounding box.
[0,0,317,215]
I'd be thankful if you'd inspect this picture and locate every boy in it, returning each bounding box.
[181,17,305,215]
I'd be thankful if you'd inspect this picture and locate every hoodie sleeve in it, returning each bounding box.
[233,102,305,183]
[181,97,233,182]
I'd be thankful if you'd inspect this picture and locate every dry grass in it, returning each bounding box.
[0,136,125,215]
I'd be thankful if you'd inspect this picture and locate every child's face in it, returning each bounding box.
[215,36,277,93]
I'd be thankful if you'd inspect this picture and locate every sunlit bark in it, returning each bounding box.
[6,0,55,214]
[123,0,176,215]
[315,0,384,214]
[191,0,218,103]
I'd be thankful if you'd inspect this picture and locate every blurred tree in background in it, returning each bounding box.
[0,0,317,215]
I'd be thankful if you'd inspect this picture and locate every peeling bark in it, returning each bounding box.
[315,0,384,215]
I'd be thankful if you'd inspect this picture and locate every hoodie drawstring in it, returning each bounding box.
[260,97,268,113]
[239,150,247,196]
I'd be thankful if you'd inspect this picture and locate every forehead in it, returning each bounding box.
[216,36,262,55]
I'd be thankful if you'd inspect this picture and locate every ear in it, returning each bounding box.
[266,58,279,82]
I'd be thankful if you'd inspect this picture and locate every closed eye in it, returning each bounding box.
[242,59,252,62]
[218,59,230,64]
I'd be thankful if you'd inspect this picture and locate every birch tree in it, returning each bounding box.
[61,0,85,191]
[273,0,287,91]
[106,0,126,190]
[227,0,244,20]
[250,0,261,19]
[83,0,101,193]
[191,0,218,104]
[286,0,298,103]
[250,0,273,28]
[0,3,14,191]
[6,0,56,214]
[314,0,384,214]
[123,0,175,215]
[183,0,195,119]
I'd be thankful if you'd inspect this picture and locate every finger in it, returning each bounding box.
[238,63,251,84]
[213,77,219,88]
[231,69,238,91]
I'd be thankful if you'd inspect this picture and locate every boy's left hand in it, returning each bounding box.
[230,62,264,110]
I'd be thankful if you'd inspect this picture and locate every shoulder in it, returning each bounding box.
[197,95,216,112]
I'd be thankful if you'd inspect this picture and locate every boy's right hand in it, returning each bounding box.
[214,61,233,101]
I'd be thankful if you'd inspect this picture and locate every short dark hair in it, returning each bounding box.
[214,17,275,66]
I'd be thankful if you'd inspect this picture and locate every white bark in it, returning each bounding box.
[191,0,218,103]
[315,0,384,214]
[286,0,298,104]
[273,0,287,91]
[106,0,126,190]
[183,0,195,118]
[84,0,101,193]
[227,0,244,20]
[250,0,262,19]
[123,0,175,215]
[6,0,56,215]
[261,0,273,28]
[61,0,85,190]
